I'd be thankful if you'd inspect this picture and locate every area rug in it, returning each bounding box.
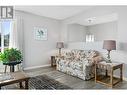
[29,74,72,89]
[1,74,72,89]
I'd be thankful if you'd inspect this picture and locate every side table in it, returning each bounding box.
[51,56,56,67]
[95,62,123,88]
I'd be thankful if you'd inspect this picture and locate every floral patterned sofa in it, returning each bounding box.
[56,49,102,80]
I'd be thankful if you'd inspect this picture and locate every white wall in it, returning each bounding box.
[88,21,117,41]
[15,11,61,69]
[67,24,87,42]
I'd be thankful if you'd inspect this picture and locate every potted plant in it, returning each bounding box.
[0,48,23,72]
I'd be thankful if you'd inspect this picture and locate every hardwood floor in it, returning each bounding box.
[1,66,127,89]
[24,66,127,89]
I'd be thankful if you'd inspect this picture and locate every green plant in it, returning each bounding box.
[0,48,23,64]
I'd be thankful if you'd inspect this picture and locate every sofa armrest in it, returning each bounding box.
[81,58,93,67]
[91,56,104,63]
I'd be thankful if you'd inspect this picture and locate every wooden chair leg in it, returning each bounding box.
[4,65,7,73]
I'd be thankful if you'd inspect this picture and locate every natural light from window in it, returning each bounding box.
[0,20,11,52]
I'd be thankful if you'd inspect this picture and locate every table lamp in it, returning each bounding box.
[103,40,116,63]
[56,42,64,57]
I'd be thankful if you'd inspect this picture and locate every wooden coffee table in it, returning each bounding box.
[0,71,30,89]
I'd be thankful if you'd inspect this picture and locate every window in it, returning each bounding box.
[0,20,11,52]
[86,34,94,42]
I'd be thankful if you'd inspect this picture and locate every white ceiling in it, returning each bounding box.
[76,13,118,26]
[15,6,93,20]
[15,6,118,25]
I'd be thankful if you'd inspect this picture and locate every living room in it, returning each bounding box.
[0,5,127,90]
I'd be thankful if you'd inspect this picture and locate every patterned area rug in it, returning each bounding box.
[29,74,72,89]
[1,74,72,89]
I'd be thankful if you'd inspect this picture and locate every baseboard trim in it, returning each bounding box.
[24,64,51,70]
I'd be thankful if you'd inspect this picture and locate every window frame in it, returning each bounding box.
[0,19,13,52]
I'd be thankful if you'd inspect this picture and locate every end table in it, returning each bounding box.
[51,56,56,67]
[95,62,123,88]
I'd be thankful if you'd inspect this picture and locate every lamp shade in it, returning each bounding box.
[56,42,64,48]
[103,40,116,50]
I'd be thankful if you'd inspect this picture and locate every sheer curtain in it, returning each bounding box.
[9,16,24,70]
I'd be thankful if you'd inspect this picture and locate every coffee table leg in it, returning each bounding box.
[19,82,23,88]
[25,80,28,89]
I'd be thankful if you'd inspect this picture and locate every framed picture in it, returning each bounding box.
[34,27,48,40]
